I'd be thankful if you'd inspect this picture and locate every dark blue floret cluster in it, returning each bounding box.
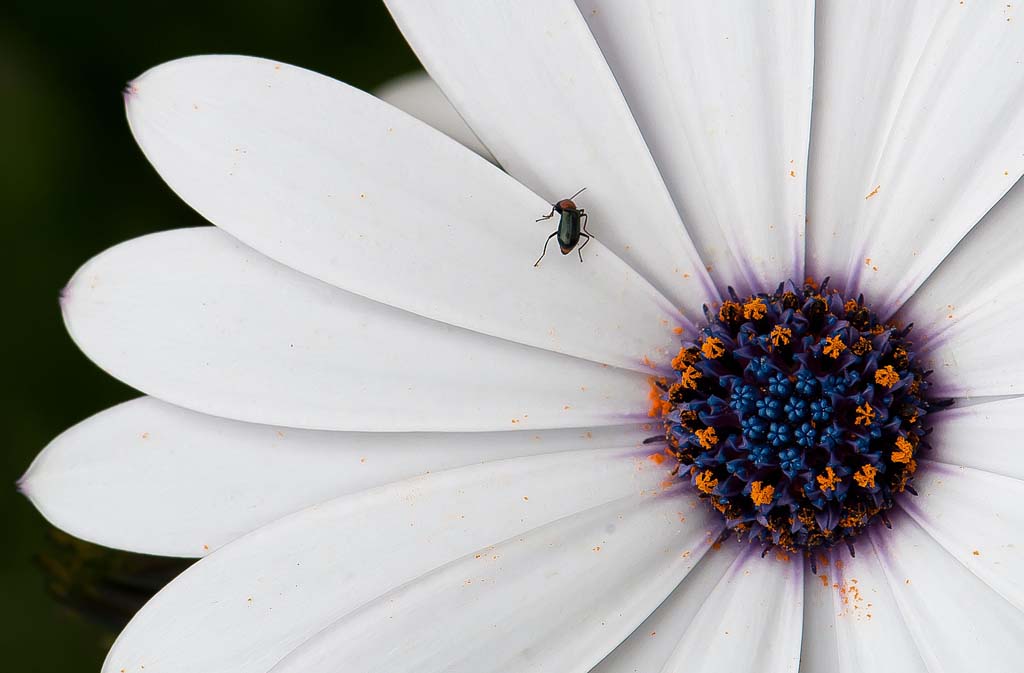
[650,278,947,557]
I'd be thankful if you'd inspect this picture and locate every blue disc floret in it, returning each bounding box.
[648,278,947,558]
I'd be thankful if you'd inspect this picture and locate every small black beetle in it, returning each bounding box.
[533,188,593,267]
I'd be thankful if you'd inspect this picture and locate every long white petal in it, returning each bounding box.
[590,542,739,673]
[807,2,1024,315]
[659,547,804,673]
[272,493,717,673]
[21,396,648,557]
[869,512,1024,671]
[125,55,684,373]
[901,461,1024,611]
[797,558,839,673]
[799,547,927,673]
[897,179,1024,398]
[928,397,1024,481]
[385,0,718,318]
[578,0,814,295]
[375,71,494,160]
[62,228,650,431]
[101,450,670,673]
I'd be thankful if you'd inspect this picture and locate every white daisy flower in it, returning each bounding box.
[20,2,1024,672]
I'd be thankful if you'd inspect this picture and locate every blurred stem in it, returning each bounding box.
[35,528,193,634]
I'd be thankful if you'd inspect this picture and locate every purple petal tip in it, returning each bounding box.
[123,81,139,102]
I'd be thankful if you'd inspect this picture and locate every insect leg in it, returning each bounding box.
[534,232,557,267]
[580,211,592,235]
[535,207,556,222]
[577,232,591,262]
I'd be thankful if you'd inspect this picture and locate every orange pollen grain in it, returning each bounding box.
[892,436,914,464]
[817,467,840,493]
[839,512,864,528]
[750,481,775,506]
[854,464,878,489]
[648,452,667,465]
[874,365,900,388]
[851,337,872,356]
[855,403,876,426]
[696,470,719,494]
[770,325,792,346]
[695,427,719,449]
[701,336,726,359]
[672,326,684,335]
[743,298,767,320]
[718,300,741,322]
[671,346,697,371]
[844,299,859,313]
[679,365,702,390]
[823,334,847,359]
[647,377,670,418]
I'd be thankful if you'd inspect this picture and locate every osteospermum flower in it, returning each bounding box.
[20,2,1024,671]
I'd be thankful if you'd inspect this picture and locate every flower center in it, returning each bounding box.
[648,278,947,561]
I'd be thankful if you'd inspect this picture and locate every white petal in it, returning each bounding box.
[799,547,927,673]
[272,492,717,673]
[590,542,739,673]
[21,396,650,557]
[807,2,1024,315]
[797,556,839,673]
[869,511,1024,672]
[897,179,1024,398]
[806,2,940,295]
[62,228,650,431]
[660,547,804,673]
[385,0,718,318]
[102,449,670,673]
[928,397,1024,480]
[579,0,814,295]
[126,55,684,373]
[375,70,494,160]
[900,460,1024,611]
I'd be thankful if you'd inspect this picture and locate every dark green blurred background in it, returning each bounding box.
[2,3,419,670]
